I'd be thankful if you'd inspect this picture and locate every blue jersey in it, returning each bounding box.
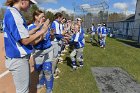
[80,27,85,34]
[101,26,108,35]
[51,20,63,41]
[71,32,84,49]
[97,26,102,35]
[3,7,32,58]
[91,26,96,32]
[80,27,85,44]
[59,23,64,34]
[28,23,52,50]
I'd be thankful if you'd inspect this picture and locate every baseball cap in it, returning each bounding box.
[30,0,37,4]
[102,23,106,26]
[76,18,82,21]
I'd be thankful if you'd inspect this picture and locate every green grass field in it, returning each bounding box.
[41,36,140,93]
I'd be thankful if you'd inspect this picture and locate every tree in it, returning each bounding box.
[61,11,71,20]
[30,4,39,14]
[84,13,93,28]
[98,11,108,23]
[0,8,6,20]
[108,13,126,22]
[22,4,39,25]
[45,11,54,22]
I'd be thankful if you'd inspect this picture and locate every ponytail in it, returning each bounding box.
[5,0,18,7]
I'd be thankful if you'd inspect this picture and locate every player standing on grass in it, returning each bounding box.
[51,12,65,62]
[100,23,108,49]
[97,24,102,46]
[76,18,85,67]
[3,0,50,93]
[28,10,54,93]
[70,23,85,70]
[50,12,65,77]
[59,18,67,57]
[90,23,97,44]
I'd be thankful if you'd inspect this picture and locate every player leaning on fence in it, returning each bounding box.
[3,0,50,93]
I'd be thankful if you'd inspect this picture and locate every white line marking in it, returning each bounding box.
[0,70,10,79]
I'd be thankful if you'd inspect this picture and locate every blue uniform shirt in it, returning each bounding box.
[71,32,84,49]
[97,26,102,35]
[80,27,85,34]
[51,20,63,41]
[101,26,108,35]
[91,26,96,32]
[60,23,64,34]
[3,7,32,58]
[28,23,52,50]
[80,27,85,44]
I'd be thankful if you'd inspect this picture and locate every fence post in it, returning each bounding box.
[123,22,125,38]
[138,24,140,43]
[126,22,129,39]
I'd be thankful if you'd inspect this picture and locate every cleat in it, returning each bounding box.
[62,49,67,53]
[60,53,65,56]
[55,68,61,73]
[79,62,84,68]
[58,57,63,61]
[72,66,77,70]
[58,60,63,64]
[79,65,84,68]
[54,75,60,79]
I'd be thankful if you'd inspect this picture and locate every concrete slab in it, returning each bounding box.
[91,67,140,93]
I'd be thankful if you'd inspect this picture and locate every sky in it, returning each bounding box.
[0,0,137,15]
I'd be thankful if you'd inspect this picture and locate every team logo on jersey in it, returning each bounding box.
[4,32,8,38]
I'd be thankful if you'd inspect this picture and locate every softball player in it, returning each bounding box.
[90,23,97,44]
[97,24,102,46]
[3,0,50,93]
[50,12,65,77]
[100,24,108,49]
[59,18,67,56]
[70,23,84,70]
[76,18,85,64]
[28,10,54,93]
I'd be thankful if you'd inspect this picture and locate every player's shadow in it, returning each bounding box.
[29,70,39,93]
[86,40,99,47]
[29,57,39,93]
[91,42,99,47]
[85,40,91,43]
[62,46,73,68]
[65,56,72,68]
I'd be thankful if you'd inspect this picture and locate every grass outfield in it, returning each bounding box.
[41,37,140,93]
